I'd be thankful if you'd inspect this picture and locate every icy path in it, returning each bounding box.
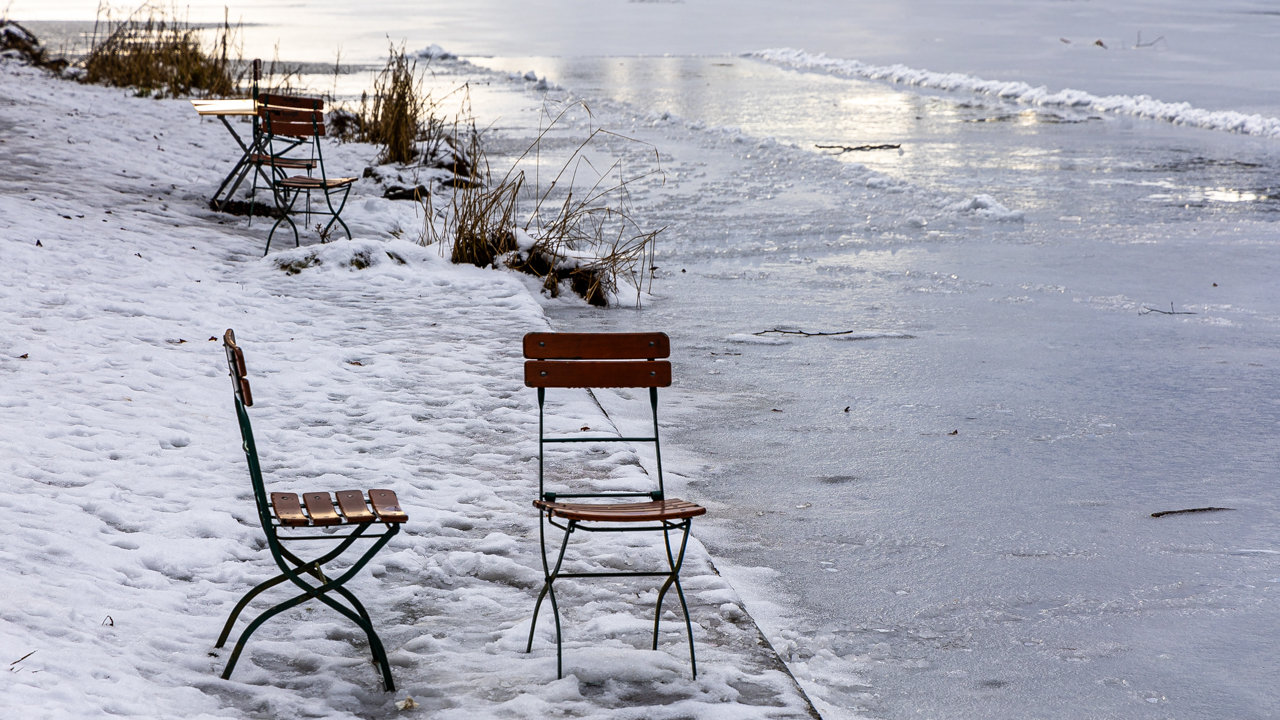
[0,64,816,718]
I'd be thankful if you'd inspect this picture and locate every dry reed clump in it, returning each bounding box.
[0,20,69,71]
[427,102,663,308]
[349,45,427,165]
[331,45,472,180]
[82,4,239,98]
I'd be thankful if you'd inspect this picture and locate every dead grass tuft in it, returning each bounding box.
[427,102,663,307]
[82,3,240,98]
[349,44,426,165]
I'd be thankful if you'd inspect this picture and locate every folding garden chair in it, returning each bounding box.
[522,332,706,679]
[252,96,358,255]
[240,93,318,205]
[217,329,408,690]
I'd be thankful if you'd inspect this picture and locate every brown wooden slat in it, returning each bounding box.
[248,153,316,169]
[302,492,342,526]
[277,176,356,189]
[258,93,324,111]
[335,490,376,523]
[259,107,323,123]
[533,498,705,522]
[237,375,254,407]
[271,492,309,526]
[368,489,408,523]
[525,360,671,388]
[262,121,324,138]
[223,333,254,406]
[523,332,670,360]
[229,345,247,379]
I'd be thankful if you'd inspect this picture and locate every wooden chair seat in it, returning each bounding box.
[533,498,705,523]
[248,153,316,170]
[270,489,408,527]
[276,175,357,189]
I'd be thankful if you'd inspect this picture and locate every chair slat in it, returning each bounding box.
[302,492,342,526]
[368,489,408,523]
[525,360,671,388]
[258,93,324,111]
[533,498,706,522]
[270,492,309,526]
[524,332,670,359]
[259,107,323,123]
[237,376,254,407]
[277,176,356,189]
[248,153,316,169]
[263,121,325,138]
[335,490,377,523]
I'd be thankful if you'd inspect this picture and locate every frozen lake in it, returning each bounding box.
[504,56,1280,718]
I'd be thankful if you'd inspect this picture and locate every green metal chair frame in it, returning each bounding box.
[217,329,408,690]
[522,332,706,679]
[253,97,358,256]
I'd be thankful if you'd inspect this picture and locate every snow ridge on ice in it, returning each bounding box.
[754,47,1280,139]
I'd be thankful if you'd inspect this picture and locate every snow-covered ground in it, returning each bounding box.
[0,63,818,718]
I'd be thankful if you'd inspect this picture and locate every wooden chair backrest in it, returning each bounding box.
[223,329,254,406]
[523,332,671,388]
[258,106,325,138]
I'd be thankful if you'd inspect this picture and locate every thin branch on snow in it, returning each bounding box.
[1151,507,1233,518]
[753,328,858,337]
[815,143,901,154]
[1138,302,1195,315]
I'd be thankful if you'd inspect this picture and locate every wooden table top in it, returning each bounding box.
[191,99,257,117]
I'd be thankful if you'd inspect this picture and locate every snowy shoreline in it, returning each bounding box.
[0,61,820,718]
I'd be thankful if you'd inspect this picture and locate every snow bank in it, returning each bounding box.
[0,61,814,718]
[754,47,1280,139]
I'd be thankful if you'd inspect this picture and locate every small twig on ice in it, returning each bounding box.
[753,329,856,337]
[1151,506,1233,518]
[815,143,901,154]
[1134,32,1165,49]
[1138,302,1195,316]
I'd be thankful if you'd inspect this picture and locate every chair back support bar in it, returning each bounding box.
[525,360,671,388]
[259,106,326,138]
[524,332,670,359]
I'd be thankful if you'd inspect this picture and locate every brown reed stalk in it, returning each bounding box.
[82,3,240,98]
[428,100,664,307]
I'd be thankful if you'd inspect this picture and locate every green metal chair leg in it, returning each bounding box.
[320,184,353,241]
[311,586,395,691]
[266,189,301,256]
[548,580,564,679]
[528,518,573,680]
[667,520,697,678]
[216,573,289,648]
[221,588,315,680]
[650,520,697,678]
